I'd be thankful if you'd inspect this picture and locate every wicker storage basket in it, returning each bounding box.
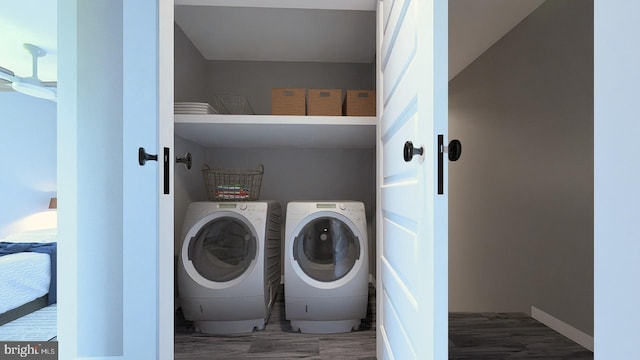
[202,164,264,201]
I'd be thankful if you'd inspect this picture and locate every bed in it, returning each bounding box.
[0,228,57,325]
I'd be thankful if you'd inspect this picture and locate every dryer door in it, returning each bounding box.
[293,216,361,282]
[187,215,257,283]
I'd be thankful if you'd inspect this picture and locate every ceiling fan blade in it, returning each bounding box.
[0,80,13,92]
[1,45,57,101]
[0,66,17,83]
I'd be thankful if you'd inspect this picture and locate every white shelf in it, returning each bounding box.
[174,114,376,148]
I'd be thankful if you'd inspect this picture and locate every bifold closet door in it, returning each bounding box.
[376,0,448,359]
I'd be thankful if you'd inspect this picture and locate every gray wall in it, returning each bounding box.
[174,136,207,252]
[206,60,375,114]
[173,24,377,278]
[448,0,593,336]
[174,24,208,102]
[203,147,377,277]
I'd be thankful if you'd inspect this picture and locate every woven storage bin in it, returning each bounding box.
[343,90,376,116]
[307,89,342,116]
[272,88,306,115]
[202,164,264,201]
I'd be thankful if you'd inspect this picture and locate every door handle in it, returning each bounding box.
[138,147,157,165]
[176,152,192,169]
[163,147,170,195]
[138,147,171,195]
[403,141,423,162]
[438,135,462,195]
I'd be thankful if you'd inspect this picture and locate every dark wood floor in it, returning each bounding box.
[175,285,593,359]
[449,312,593,359]
[175,285,376,359]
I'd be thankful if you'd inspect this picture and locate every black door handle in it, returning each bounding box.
[138,147,157,165]
[448,140,462,161]
[403,141,424,162]
[163,148,170,194]
[176,152,192,170]
[139,147,171,195]
[438,135,462,195]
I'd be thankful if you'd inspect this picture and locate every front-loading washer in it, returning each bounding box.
[284,201,368,333]
[178,201,281,334]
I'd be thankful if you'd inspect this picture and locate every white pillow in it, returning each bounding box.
[1,228,57,243]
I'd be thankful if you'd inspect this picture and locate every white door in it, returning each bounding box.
[376,0,448,358]
[57,0,173,358]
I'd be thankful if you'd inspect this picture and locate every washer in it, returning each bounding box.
[284,201,368,333]
[178,201,281,334]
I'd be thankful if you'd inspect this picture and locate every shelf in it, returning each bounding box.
[174,114,376,149]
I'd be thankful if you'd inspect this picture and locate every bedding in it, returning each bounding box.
[0,228,57,324]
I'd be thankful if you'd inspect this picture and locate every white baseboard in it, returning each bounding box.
[531,306,593,352]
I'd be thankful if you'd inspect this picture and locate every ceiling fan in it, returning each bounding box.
[0,43,57,102]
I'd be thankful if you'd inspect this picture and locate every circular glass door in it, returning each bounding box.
[293,217,361,282]
[188,216,257,283]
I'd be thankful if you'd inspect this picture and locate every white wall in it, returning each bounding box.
[0,92,57,238]
[58,0,124,356]
[594,0,640,356]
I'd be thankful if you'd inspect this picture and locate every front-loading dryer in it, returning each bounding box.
[284,201,368,333]
[178,201,281,334]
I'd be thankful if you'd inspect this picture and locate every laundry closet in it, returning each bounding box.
[172,3,378,307]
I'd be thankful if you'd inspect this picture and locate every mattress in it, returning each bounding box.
[0,252,50,314]
[0,228,56,315]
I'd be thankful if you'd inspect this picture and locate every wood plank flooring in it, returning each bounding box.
[174,285,376,360]
[175,285,593,359]
[449,312,593,359]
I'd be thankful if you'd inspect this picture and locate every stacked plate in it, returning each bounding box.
[174,102,219,114]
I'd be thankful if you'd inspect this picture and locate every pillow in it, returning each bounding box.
[1,228,57,243]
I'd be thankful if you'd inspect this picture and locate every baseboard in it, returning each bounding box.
[531,306,593,352]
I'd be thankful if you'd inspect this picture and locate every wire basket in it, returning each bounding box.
[202,164,264,201]
[209,95,229,114]
[216,94,255,115]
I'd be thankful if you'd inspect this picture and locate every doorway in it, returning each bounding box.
[448,0,594,356]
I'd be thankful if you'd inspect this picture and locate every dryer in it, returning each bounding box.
[284,201,368,333]
[178,201,281,334]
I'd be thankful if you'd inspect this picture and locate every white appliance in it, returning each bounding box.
[178,201,281,334]
[284,201,368,333]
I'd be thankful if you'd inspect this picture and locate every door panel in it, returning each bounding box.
[382,113,419,180]
[58,0,173,358]
[377,0,448,358]
[382,214,419,297]
[381,288,417,359]
[381,0,416,105]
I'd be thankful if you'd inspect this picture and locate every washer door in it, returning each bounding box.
[293,216,361,282]
[187,215,257,283]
